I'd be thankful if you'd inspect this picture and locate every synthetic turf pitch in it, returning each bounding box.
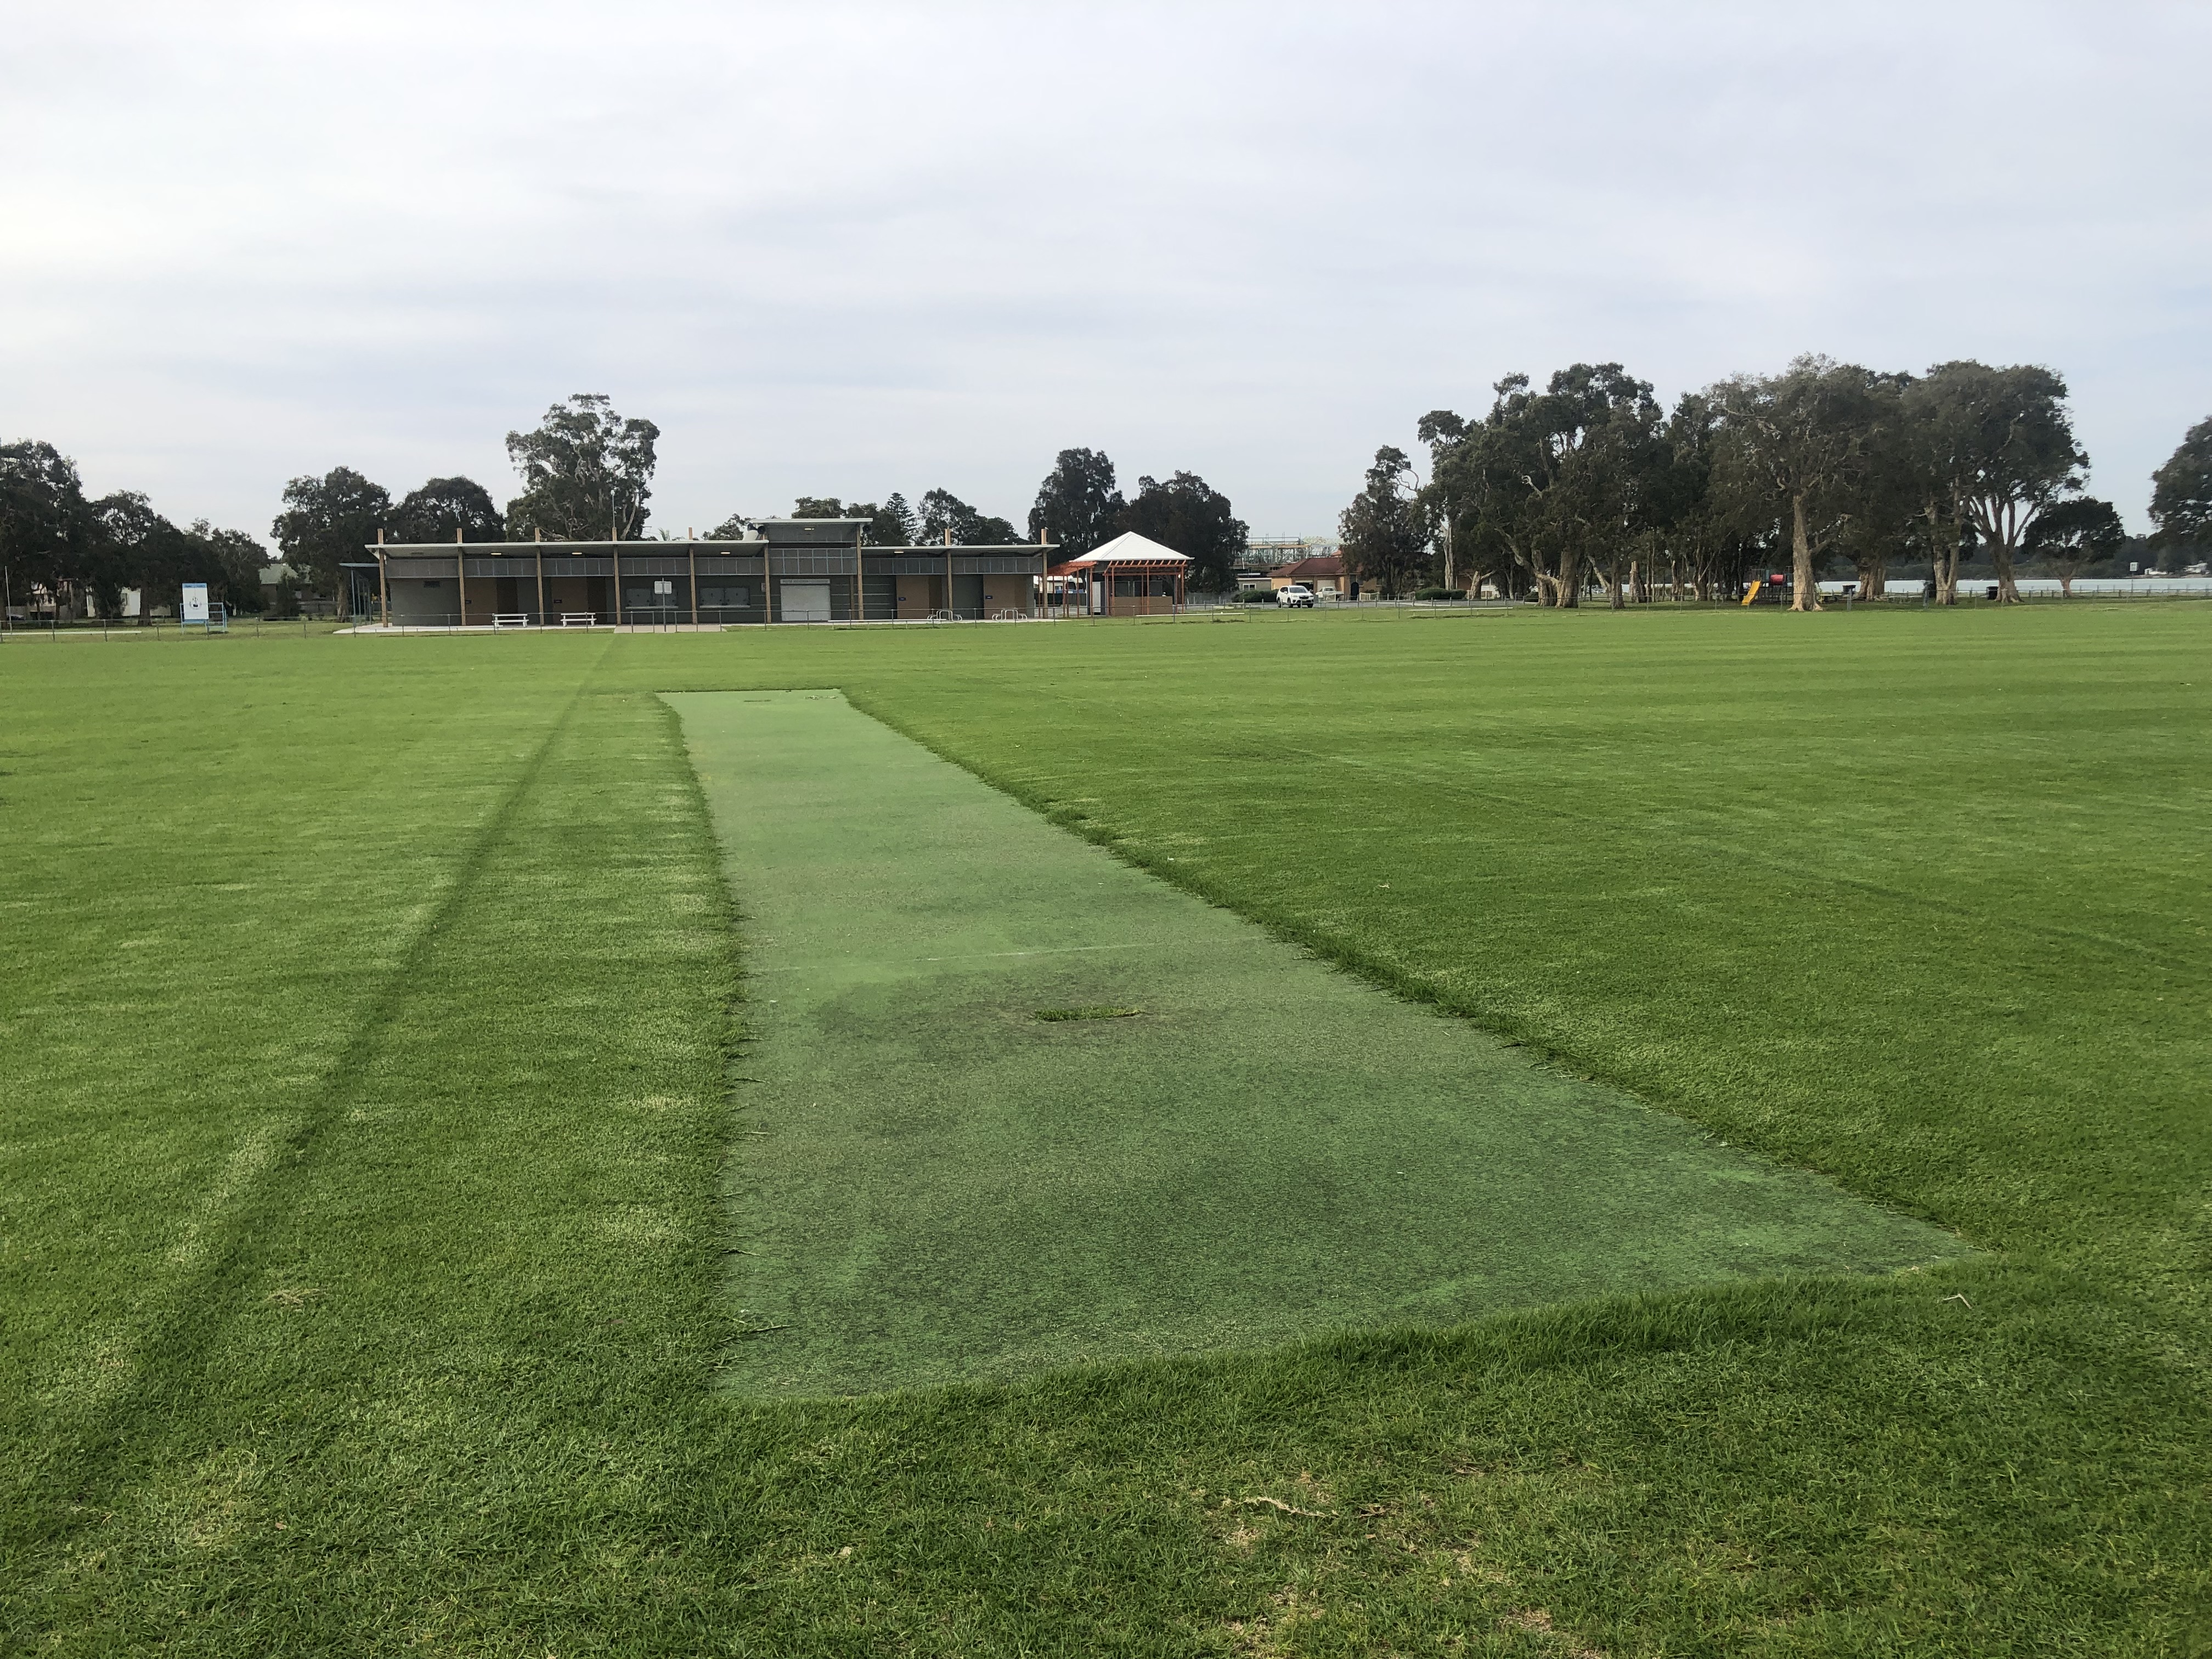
[673,689,1963,1395]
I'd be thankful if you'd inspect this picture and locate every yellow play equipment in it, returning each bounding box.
[1741,577,1761,606]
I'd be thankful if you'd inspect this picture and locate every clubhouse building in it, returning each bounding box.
[369,517,1054,627]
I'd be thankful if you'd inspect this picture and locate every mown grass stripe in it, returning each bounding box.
[12,640,610,1552]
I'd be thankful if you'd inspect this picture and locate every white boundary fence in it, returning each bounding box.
[1819,578,2212,599]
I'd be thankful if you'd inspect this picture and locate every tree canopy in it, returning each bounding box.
[503,394,659,541]
[1,441,92,599]
[2025,496,2125,595]
[1338,446,1427,599]
[2149,415,2212,550]
[788,496,920,546]
[1028,449,1125,558]
[1920,360,2085,603]
[1398,354,2132,608]
[1423,365,1665,607]
[272,465,390,594]
[3,439,270,619]
[1116,471,1246,591]
[916,489,1019,546]
[391,476,504,544]
[1712,356,1884,612]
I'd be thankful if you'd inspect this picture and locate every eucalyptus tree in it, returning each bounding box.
[1649,392,1767,601]
[1028,448,1125,558]
[1339,446,1429,598]
[1554,368,1664,610]
[503,394,659,541]
[1918,361,2087,604]
[1424,390,1548,602]
[2149,415,2212,551]
[1712,356,1884,612]
[1423,364,1662,607]
[2025,497,2125,596]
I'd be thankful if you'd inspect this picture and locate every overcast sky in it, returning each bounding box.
[4,1,2206,544]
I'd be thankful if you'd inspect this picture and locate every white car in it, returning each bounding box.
[1276,584,1317,608]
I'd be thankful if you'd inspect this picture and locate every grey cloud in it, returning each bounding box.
[2,0,2205,539]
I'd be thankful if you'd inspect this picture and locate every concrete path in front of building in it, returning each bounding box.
[669,690,1966,1397]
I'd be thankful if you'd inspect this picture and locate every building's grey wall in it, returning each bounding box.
[388,579,455,625]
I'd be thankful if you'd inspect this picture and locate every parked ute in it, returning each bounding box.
[1276,584,1317,608]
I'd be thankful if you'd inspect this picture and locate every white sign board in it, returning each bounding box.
[180,583,211,623]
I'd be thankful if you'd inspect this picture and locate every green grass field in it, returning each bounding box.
[2,605,2207,1654]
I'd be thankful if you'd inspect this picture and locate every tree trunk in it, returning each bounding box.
[2058,572,2074,599]
[1789,493,1822,612]
[1927,497,1959,606]
[1854,555,1886,604]
[1556,547,1582,609]
[1991,538,2022,604]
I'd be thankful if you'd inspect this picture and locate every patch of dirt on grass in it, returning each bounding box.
[1226,1586,1330,1655]
[1502,1606,1607,1657]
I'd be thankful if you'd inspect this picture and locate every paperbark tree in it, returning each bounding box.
[1835,376,1919,604]
[1893,375,1973,606]
[504,394,659,541]
[1918,361,2086,605]
[2025,496,2125,597]
[1028,449,1125,558]
[1713,356,1883,612]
